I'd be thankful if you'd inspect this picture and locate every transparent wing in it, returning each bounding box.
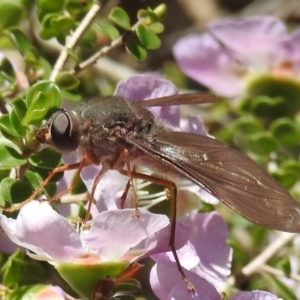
[139,93,220,107]
[128,132,300,232]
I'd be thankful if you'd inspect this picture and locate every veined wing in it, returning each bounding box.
[128,131,300,232]
[139,93,220,107]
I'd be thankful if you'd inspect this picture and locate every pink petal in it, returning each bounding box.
[182,212,232,287]
[281,27,300,62]
[80,166,129,212]
[209,16,287,54]
[142,222,191,258]
[114,74,178,101]
[208,16,288,71]
[150,259,220,300]
[82,208,169,261]
[230,291,283,300]
[115,74,180,127]
[180,116,208,136]
[0,201,83,262]
[173,34,243,97]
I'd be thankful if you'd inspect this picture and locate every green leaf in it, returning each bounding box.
[98,23,119,40]
[137,9,149,20]
[275,169,298,189]
[24,170,42,192]
[231,116,264,135]
[0,114,20,137]
[26,81,62,108]
[281,160,300,179]
[24,167,59,198]
[7,285,49,300]
[29,147,61,170]
[114,279,143,294]
[55,72,80,90]
[10,97,27,121]
[24,52,41,69]
[38,0,64,12]
[247,75,300,118]
[23,81,62,126]
[79,28,97,49]
[65,0,93,18]
[10,109,26,137]
[0,137,23,154]
[275,160,300,189]
[0,57,15,78]
[0,0,24,29]
[109,7,131,30]
[248,96,286,120]
[9,29,34,54]
[148,22,164,34]
[247,132,277,155]
[0,177,15,205]
[270,118,300,146]
[66,48,80,64]
[125,40,147,62]
[2,249,24,287]
[153,4,167,19]
[136,24,161,49]
[39,13,60,39]
[0,145,27,169]
[0,177,33,205]
[22,91,52,126]
[51,15,76,32]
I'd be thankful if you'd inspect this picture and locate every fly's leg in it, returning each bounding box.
[1,154,93,213]
[118,169,195,293]
[1,162,82,212]
[47,155,93,204]
[122,149,139,216]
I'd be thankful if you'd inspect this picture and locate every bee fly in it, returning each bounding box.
[4,93,300,292]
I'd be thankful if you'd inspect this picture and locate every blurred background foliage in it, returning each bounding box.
[0,0,300,299]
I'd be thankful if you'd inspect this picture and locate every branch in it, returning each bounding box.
[71,16,148,75]
[225,232,297,288]
[241,232,297,277]
[50,2,107,81]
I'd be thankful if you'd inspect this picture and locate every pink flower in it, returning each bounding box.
[151,259,283,300]
[173,16,300,97]
[151,212,232,292]
[0,201,170,264]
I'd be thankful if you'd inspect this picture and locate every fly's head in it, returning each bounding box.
[36,109,81,154]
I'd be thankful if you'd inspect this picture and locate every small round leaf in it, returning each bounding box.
[55,72,80,90]
[125,40,147,62]
[29,147,62,170]
[136,24,161,49]
[98,24,119,40]
[0,0,23,28]
[248,132,277,155]
[0,145,27,169]
[109,7,131,30]
[270,118,300,146]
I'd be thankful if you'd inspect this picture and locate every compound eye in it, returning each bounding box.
[50,110,79,153]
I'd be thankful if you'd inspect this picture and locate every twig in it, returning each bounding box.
[71,16,149,75]
[50,3,105,81]
[226,232,297,287]
[241,232,297,277]
[94,57,137,81]
[60,192,89,204]
[261,264,300,282]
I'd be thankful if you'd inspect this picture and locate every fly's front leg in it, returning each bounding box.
[1,162,83,212]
